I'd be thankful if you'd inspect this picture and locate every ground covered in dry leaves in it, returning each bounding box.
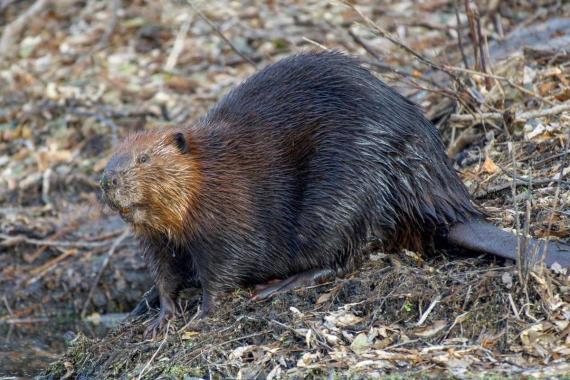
[49,257,570,379]
[0,0,569,378]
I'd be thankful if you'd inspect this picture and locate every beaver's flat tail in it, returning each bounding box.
[447,220,570,269]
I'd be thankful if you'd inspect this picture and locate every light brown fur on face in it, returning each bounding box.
[102,129,201,238]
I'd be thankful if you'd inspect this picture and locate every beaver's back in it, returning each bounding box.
[182,51,481,289]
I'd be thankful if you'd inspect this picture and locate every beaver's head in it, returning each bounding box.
[101,129,200,236]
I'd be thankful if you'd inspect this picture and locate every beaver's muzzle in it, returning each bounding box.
[100,169,125,212]
[100,171,120,192]
[101,152,131,192]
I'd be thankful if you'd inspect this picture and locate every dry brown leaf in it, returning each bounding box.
[181,331,199,340]
[316,291,332,304]
[538,81,557,96]
[481,157,499,174]
[166,76,198,94]
[554,87,570,102]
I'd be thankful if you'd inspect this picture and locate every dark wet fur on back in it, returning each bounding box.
[163,51,484,292]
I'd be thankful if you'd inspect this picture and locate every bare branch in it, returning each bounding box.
[187,0,257,68]
[450,102,570,123]
[81,228,130,318]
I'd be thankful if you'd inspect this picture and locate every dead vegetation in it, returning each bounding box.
[0,0,568,378]
[46,256,570,378]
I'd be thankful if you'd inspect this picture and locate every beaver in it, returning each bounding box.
[101,51,570,338]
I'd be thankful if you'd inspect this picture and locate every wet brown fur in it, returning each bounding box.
[102,51,569,336]
[112,130,202,239]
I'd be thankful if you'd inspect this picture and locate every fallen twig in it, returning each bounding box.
[520,103,570,120]
[2,296,13,317]
[534,150,570,166]
[165,14,192,71]
[23,224,78,263]
[0,233,112,248]
[454,0,469,69]
[475,177,569,199]
[417,295,442,326]
[138,320,171,380]
[81,228,130,317]
[449,102,570,123]
[468,0,492,89]
[464,0,479,71]
[348,2,465,91]
[445,66,555,106]
[348,29,381,61]
[25,249,79,286]
[507,293,521,320]
[541,135,569,267]
[301,36,329,51]
[0,317,50,325]
[187,0,257,68]
[350,31,449,92]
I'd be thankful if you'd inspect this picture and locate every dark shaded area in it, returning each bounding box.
[1,317,117,377]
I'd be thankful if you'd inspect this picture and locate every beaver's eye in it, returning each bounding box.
[138,154,150,164]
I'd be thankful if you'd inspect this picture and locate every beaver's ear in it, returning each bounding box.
[173,132,189,154]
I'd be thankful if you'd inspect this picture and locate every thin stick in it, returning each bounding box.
[2,296,14,317]
[348,29,381,60]
[476,15,492,90]
[138,320,171,380]
[454,0,469,69]
[23,224,77,263]
[347,3,464,88]
[301,37,330,51]
[416,295,441,326]
[494,13,504,39]
[165,15,192,71]
[464,0,479,70]
[541,135,569,267]
[41,168,52,206]
[445,66,555,106]
[534,150,570,166]
[509,140,525,285]
[483,33,494,89]
[0,233,112,248]
[474,177,568,199]
[27,249,77,279]
[350,30,449,92]
[449,102,570,123]
[0,317,50,325]
[81,228,130,317]
[25,248,94,287]
[507,293,521,320]
[187,1,257,68]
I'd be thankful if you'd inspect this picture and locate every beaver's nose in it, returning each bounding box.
[100,172,119,192]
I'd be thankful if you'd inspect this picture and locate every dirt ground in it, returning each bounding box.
[0,0,569,378]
